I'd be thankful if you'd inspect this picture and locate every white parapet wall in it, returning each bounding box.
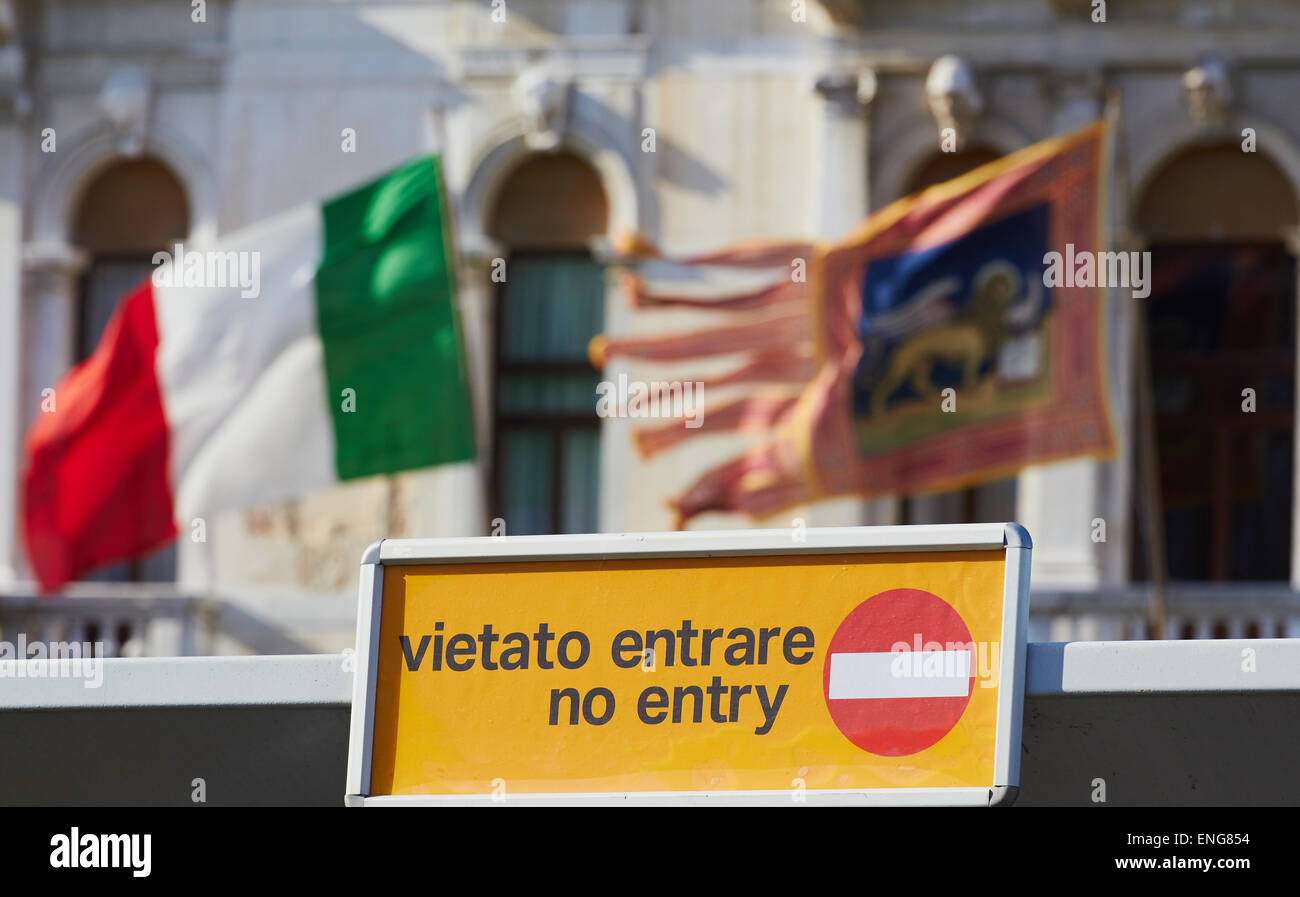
[0,641,1296,806]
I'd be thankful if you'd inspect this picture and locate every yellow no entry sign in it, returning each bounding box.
[345,524,1031,806]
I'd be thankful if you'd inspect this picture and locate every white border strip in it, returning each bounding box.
[344,561,383,799]
[992,532,1032,799]
[376,524,1009,565]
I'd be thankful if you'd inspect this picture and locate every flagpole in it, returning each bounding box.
[1104,85,1168,639]
[1134,294,1169,639]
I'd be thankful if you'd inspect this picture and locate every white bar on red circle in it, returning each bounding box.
[828,651,972,700]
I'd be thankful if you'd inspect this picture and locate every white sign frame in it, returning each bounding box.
[345,523,1032,807]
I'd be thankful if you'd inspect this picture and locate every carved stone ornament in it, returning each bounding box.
[1182,57,1232,129]
[925,55,983,148]
[512,64,572,152]
[99,66,151,156]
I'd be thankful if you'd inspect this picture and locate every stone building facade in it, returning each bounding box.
[3,0,1300,651]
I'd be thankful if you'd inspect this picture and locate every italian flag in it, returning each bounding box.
[23,157,476,591]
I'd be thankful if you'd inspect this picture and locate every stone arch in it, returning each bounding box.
[479,138,617,537]
[875,113,1031,207]
[30,121,217,248]
[1129,118,1300,585]
[71,157,190,253]
[1129,114,1300,241]
[458,122,640,260]
[487,151,609,248]
[901,145,1004,196]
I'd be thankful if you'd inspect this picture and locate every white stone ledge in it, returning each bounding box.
[1025,639,1300,694]
[1,640,1297,710]
[0,654,351,710]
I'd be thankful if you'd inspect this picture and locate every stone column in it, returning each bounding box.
[11,244,85,582]
[594,237,635,534]
[810,67,875,237]
[20,243,86,424]
[0,49,22,584]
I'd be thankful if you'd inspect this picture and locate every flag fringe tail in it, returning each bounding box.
[668,361,850,526]
[635,349,817,399]
[612,226,819,269]
[588,310,810,367]
[667,441,813,529]
[633,391,801,459]
[618,269,807,312]
[703,348,817,388]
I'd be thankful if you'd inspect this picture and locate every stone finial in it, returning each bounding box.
[99,66,151,156]
[512,64,572,152]
[1182,57,1232,128]
[925,55,983,147]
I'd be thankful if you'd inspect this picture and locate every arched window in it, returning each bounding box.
[1134,144,1299,584]
[73,158,189,357]
[903,146,1002,195]
[897,146,1018,526]
[488,152,608,535]
[71,157,189,581]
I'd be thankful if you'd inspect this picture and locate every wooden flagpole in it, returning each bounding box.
[1134,296,1169,638]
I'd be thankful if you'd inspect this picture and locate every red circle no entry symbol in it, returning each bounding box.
[822,588,976,756]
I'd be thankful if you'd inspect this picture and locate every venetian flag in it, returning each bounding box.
[23,156,476,591]
[596,122,1115,525]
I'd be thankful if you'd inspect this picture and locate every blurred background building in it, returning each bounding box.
[2,0,1300,654]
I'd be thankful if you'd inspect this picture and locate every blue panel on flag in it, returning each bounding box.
[853,202,1052,421]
